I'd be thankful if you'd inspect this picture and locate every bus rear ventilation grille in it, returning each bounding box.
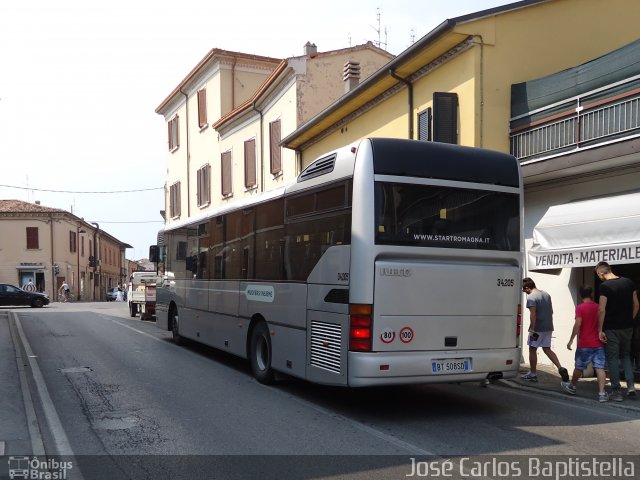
[310,321,342,374]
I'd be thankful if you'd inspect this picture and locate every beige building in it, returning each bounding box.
[156,43,393,228]
[156,49,282,226]
[0,200,131,301]
[281,0,640,369]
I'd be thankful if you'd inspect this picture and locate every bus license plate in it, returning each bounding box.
[431,358,471,374]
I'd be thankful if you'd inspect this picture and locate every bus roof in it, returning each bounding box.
[160,138,519,233]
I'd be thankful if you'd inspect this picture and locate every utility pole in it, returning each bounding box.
[91,222,100,301]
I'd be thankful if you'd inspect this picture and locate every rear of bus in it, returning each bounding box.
[348,138,523,386]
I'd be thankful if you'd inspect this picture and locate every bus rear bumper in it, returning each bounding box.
[347,349,520,387]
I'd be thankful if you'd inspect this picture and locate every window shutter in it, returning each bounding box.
[168,116,180,150]
[26,227,39,249]
[433,93,458,144]
[170,182,181,218]
[204,164,210,204]
[196,169,201,206]
[269,120,281,174]
[417,107,432,141]
[197,164,210,206]
[244,139,256,188]
[176,182,181,217]
[197,89,207,128]
[221,151,232,196]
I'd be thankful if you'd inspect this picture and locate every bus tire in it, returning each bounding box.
[129,302,137,317]
[170,308,184,345]
[250,322,275,385]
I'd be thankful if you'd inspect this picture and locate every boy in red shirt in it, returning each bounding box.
[562,285,608,402]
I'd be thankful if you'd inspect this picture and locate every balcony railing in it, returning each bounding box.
[510,78,640,160]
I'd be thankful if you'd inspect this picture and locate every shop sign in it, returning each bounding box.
[16,263,46,270]
[529,244,640,269]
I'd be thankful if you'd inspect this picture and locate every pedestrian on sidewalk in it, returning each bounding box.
[562,285,608,402]
[595,261,639,401]
[521,277,570,384]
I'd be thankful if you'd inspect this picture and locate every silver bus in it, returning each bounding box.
[154,138,523,386]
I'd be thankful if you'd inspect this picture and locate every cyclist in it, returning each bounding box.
[59,281,71,302]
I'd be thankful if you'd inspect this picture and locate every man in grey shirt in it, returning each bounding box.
[521,277,569,383]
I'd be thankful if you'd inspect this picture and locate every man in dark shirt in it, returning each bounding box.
[595,261,639,401]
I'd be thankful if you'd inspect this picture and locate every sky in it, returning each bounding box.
[0,0,513,260]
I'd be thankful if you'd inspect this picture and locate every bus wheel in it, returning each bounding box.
[250,322,274,385]
[170,309,184,345]
[129,302,137,317]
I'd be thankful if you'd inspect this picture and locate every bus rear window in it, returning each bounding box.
[374,182,519,251]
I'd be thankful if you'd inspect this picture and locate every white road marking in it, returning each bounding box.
[9,312,45,455]
[13,314,86,479]
[106,317,166,342]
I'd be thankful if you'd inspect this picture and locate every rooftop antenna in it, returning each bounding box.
[370,7,388,50]
[410,28,416,45]
[26,175,31,202]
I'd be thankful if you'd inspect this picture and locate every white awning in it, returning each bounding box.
[528,192,640,270]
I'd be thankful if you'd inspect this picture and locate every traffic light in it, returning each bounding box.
[53,264,60,275]
[149,245,159,263]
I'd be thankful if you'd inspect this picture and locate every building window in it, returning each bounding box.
[197,164,211,207]
[269,119,282,175]
[433,92,458,144]
[417,107,432,141]
[168,115,180,151]
[81,237,85,257]
[26,227,39,249]
[170,182,181,218]
[244,138,257,189]
[197,88,207,129]
[69,231,77,253]
[221,151,232,197]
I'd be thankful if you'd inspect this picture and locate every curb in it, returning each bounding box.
[498,378,640,413]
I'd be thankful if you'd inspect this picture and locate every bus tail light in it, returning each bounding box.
[516,304,522,339]
[350,304,372,352]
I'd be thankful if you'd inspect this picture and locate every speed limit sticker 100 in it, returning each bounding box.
[399,327,414,343]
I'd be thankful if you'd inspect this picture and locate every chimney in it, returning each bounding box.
[343,60,361,93]
[35,200,41,205]
[304,41,317,58]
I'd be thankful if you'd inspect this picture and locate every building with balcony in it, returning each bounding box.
[0,200,131,301]
[156,49,282,227]
[281,0,640,368]
[511,38,640,373]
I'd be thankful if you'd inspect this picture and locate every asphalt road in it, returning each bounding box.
[5,302,640,479]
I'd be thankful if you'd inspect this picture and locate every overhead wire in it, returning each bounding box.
[0,184,162,194]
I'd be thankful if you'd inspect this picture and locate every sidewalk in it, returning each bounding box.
[503,363,640,411]
[0,311,32,455]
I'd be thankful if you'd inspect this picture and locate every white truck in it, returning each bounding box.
[128,271,158,320]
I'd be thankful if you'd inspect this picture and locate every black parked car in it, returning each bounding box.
[0,283,49,307]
